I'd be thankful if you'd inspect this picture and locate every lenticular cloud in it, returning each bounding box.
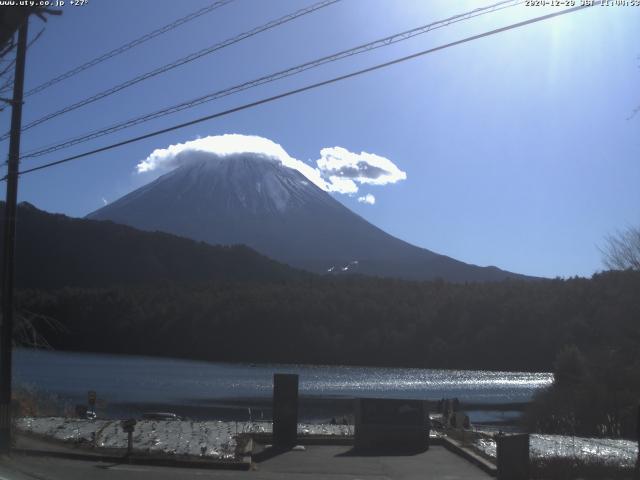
[136,134,407,197]
[317,147,407,187]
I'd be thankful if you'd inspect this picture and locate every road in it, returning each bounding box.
[0,445,491,479]
[0,446,491,480]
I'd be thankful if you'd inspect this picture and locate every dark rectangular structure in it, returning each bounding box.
[273,373,299,447]
[497,433,530,480]
[354,398,429,452]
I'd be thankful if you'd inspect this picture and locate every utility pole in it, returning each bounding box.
[0,17,29,453]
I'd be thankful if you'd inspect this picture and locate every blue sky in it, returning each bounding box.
[1,0,638,278]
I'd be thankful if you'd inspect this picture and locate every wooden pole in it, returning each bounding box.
[0,17,28,454]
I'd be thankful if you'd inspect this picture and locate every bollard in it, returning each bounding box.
[636,403,640,479]
[496,433,529,480]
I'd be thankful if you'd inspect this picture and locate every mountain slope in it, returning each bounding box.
[88,156,526,282]
[3,202,305,290]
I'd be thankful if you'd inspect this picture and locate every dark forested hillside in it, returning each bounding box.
[3,202,306,289]
[17,270,640,373]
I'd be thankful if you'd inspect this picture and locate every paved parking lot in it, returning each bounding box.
[0,445,491,480]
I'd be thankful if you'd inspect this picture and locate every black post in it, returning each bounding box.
[636,403,639,479]
[120,419,136,460]
[496,433,530,480]
[273,373,298,448]
[127,431,133,457]
[0,18,29,453]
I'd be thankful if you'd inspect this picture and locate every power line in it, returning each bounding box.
[23,0,234,97]
[0,0,340,141]
[21,0,523,160]
[0,28,46,97]
[8,2,595,180]
[0,28,45,113]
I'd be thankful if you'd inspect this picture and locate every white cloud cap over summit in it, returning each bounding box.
[136,134,406,198]
[137,134,326,190]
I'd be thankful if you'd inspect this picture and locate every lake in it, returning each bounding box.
[13,348,552,423]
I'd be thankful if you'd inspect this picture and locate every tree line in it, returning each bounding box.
[17,269,639,373]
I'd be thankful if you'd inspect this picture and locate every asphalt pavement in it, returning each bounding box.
[0,445,492,479]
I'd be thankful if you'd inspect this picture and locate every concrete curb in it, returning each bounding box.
[440,436,497,477]
[250,433,354,446]
[11,448,252,470]
[14,430,252,470]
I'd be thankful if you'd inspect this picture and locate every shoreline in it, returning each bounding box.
[103,395,528,426]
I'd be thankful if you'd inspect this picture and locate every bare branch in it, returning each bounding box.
[11,310,67,349]
[600,226,640,271]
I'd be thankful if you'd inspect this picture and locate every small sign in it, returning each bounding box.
[121,418,137,433]
[88,390,96,407]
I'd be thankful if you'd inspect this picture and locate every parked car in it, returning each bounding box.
[141,412,183,421]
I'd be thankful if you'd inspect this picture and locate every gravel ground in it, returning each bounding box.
[474,433,638,467]
[15,417,352,460]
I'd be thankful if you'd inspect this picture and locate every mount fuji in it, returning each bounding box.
[88,155,525,282]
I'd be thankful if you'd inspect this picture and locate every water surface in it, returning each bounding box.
[14,348,552,422]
